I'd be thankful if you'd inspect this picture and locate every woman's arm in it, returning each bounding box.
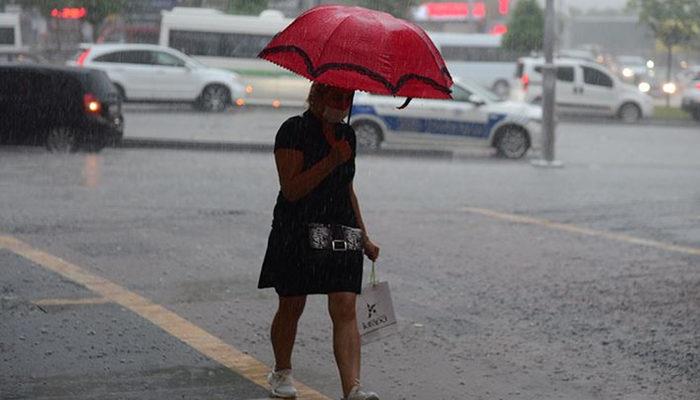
[349,183,380,261]
[275,140,351,202]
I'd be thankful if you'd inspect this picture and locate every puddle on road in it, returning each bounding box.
[80,154,103,188]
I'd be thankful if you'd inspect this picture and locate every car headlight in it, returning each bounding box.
[638,82,651,93]
[622,68,634,78]
[662,82,677,94]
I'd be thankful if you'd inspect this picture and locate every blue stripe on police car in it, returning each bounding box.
[351,105,506,139]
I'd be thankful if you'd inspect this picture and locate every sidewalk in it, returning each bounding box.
[0,234,329,400]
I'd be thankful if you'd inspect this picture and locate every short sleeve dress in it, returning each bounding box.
[257,110,364,297]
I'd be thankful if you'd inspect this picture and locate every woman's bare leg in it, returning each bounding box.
[328,292,361,396]
[271,295,307,370]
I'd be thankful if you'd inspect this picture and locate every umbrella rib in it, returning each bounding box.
[259,45,451,96]
[261,45,316,81]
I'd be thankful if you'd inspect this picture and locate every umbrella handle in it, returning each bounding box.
[397,97,412,109]
[346,91,355,124]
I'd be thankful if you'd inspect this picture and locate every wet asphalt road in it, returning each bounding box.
[1,112,699,400]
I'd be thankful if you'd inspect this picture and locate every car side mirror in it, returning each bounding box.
[468,94,485,106]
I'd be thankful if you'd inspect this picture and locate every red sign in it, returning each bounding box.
[426,2,469,19]
[414,2,487,21]
[51,7,87,19]
[498,0,510,15]
[490,24,508,35]
[472,2,486,18]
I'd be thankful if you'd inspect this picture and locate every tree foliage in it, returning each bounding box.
[501,0,544,53]
[627,0,700,49]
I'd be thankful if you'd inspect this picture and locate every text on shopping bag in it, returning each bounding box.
[357,281,397,336]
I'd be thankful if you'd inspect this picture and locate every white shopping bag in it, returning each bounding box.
[356,262,397,344]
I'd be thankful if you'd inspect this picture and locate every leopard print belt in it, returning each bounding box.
[308,223,363,251]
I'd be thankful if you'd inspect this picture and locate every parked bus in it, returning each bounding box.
[0,13,21,49]
[160,7,310,107]
[427,32,522,98]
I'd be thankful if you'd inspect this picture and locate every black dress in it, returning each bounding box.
[258,111,363,296]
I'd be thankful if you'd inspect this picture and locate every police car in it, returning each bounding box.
[350,79,542,159]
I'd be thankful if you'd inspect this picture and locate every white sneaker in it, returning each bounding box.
[267,369,297,398]
[343,385,379,400]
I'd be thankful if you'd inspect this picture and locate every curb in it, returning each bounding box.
[119,138,274,153]
[559,116,698,128]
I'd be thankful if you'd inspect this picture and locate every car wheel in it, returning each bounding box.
[495,126,529,159]
[197,85,230,112]
[492,80,510,98]
[45,127,78,153]
[352,121,383,150]
[618,102,642,123]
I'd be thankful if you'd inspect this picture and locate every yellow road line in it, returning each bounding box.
[462,207,700,257]
[33,297,110,306]
[0,234,330,400]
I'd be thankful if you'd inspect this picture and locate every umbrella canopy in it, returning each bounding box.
[258,5,453,100]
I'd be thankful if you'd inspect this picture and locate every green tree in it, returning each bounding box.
[501,0,543,53]
[29,0,126,42]
[628,0,700,104]
[628,0,700,49]
[226,0,268,15]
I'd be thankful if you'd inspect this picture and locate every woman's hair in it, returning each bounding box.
[307,82,332,112]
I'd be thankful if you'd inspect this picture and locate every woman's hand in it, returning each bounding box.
[329,140,352,166]
[363,237,380,261]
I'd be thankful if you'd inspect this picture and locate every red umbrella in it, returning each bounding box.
[258,5,453,105]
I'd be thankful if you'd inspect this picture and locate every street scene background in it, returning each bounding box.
[1,0,699,399]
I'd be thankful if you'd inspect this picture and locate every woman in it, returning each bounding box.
[258,82,380,400]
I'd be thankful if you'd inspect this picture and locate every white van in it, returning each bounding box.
[512,57,654,122]
[0,13,21,49]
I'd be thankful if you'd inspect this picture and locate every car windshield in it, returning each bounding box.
[179,51,206,68]
[453,80,503,103]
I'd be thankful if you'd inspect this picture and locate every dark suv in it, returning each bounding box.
[0,65,123,152]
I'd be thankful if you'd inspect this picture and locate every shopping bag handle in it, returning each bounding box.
[370,261,378,286]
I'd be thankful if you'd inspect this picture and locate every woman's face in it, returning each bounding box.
[324,88,354,111]
[321,88,354,123]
